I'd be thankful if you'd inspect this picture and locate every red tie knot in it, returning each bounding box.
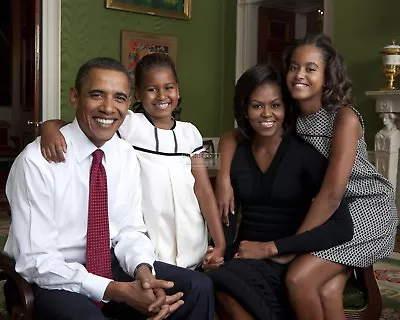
[92,149,104,165]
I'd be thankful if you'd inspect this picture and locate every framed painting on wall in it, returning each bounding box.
[105,0,191,20]
[121,30,178,85]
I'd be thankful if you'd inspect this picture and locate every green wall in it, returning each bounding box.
[333,0,400,147]
[60,0,236,136]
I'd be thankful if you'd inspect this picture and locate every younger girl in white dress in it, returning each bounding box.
[40,53,226,270]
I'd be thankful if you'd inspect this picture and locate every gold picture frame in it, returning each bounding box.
[121,30,178,84]
[105,0,191,20]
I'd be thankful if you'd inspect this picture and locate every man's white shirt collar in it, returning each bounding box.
[63,119,120,164]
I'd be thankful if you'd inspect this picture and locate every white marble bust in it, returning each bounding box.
[374,113,400,186]
[375,113,400,153]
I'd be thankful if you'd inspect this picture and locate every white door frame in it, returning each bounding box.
[42,0,61,120]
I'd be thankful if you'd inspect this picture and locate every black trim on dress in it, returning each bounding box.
[192,146,204,153]
[133,146,190,157]
[172,131,178,153]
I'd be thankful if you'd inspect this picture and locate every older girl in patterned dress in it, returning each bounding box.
[217,34,398,319]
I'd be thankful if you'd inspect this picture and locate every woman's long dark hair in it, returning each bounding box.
[234,64,295,140]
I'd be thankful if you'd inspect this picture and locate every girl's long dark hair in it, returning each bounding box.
[283,34,354,110]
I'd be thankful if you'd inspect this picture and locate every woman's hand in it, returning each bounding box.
[40,120,67,162]
[234,241,278,260]
[216,176,235,226]
[202,246,224,270]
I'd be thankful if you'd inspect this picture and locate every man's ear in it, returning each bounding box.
[69,88,78,109]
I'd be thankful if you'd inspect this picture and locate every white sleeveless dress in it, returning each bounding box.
[119,111,208,269]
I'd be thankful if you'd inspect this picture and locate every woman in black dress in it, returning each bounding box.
[208,65,353,320]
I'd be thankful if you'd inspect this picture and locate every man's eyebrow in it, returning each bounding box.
[88,89,128,99]
[88,89,104,95]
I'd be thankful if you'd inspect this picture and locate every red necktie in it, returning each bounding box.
[86,149,112,288]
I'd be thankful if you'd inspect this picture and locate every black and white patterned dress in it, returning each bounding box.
[296,107,398,267]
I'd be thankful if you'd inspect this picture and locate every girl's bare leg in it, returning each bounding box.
[285,254,347,320]
[319,268,352,320]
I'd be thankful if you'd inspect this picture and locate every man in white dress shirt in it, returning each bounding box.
[4,57,214,320]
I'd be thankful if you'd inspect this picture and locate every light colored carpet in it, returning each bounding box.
[375,252,400,319]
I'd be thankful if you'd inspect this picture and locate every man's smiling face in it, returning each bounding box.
[71,68,131,147]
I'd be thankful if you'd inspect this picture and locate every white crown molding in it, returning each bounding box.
[42,0,61,120]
